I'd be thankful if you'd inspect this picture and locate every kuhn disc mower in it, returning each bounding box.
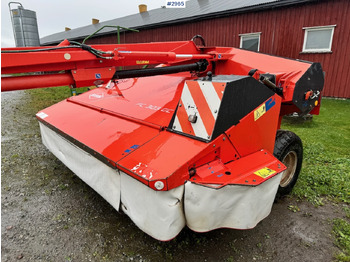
[1,37,324,240]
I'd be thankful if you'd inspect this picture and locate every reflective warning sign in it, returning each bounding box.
[254,167,276,178]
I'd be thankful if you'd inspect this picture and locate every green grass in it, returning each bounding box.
[26,86,93,112]
[333,218,350,261]
[27,86,72,110]
[281,98,350,205]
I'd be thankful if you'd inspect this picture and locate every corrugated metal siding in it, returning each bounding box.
[86,0,349,98]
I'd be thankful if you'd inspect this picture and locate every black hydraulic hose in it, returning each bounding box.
[1,41,113,59]
[113,60,208,79]
[69,40,111,55]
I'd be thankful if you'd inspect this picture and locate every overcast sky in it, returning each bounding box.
[1,0,167,47]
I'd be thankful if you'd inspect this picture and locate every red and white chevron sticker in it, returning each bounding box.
[172,80,226,140]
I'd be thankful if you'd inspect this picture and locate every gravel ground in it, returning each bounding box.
[1,90,346,261]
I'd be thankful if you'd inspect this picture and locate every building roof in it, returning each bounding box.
[41,0,315,45]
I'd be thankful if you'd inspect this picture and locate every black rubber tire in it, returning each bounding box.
[273,130,303,197]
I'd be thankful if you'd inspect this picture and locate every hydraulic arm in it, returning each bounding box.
[1,39,323,116]
[2,40,221,91]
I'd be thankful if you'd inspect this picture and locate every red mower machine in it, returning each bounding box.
[1,37,324,240]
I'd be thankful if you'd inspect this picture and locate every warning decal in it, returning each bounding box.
[136,60,150,64]
[254,97,276,121]
[254,104,266,121]
[254,167,276,178]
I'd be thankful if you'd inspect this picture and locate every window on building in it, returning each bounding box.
[302,25,336,53]
[239,33,261,52]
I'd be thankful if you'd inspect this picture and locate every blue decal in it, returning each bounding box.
[265,97,276,111]
[217,173,224,178]
[124,144,140,154]
[95,73,101,79]
[218,54,222,59]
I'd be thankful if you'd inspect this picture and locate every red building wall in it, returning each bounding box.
[87,0,349,98]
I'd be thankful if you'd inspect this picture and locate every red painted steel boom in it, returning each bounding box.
[1,40,225,91]
[1,39,323,117]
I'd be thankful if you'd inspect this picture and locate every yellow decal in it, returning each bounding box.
[136,60,150,65]
[254,167,276,178]
[254,104,266,121]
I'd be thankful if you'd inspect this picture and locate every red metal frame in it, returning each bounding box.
[2,40,318,108]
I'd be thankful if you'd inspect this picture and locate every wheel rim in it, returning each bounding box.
[280,151,298,187]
